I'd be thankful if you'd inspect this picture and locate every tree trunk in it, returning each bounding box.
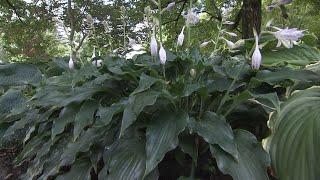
[242,0,261,39]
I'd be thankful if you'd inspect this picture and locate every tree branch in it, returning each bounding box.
[5,0,26,24]
[163,0,187,25]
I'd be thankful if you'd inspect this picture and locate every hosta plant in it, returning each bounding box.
[0,44,320,179]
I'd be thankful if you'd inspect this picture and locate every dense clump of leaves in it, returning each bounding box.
[0,45,320,179]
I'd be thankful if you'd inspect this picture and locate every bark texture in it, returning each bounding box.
[242,0,262,39]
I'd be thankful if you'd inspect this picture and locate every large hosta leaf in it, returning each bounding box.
[73,100,98,140]
[145,111,188,176]
[99,137,146,180]
[188,112,238,159]
[211,130,270,180]
[255,68,320,85]
[52,105,79,139]
[262,45,320,66]
[0,63,42,86]
[120,90,160,136]
[0,89,26,120]
[131,73,162,95]
[56,158,92,180]
[268,87,320,180]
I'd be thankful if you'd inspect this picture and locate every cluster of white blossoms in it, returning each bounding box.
[272,28,305,48]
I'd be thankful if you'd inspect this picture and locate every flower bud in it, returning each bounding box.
[150,34,158,56]
[252,28,262,69]
[177,26,185,46]
[166,2,176,11]
[200,41,210,48]
[159,44,167,65]
[190,69,196,78]
[69,57,74,70]
[252,46,262,69]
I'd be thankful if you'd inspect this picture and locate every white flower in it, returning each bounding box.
[177,26,185,46]
[272,28,305,48]
[252,29,262,69]
[159,44,166,65]
[166,2,175,11]
[150,34,158,56]
[184,10,199,26]
[69,57,74,70]
[223,38,244,49]
[223,31,238,37]
[92,59,103,67]
[224,38,236,49]
[200,41,210,48]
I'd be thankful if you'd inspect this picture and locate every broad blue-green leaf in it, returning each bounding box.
[60,128,105,167]
[188,112,238,159]
[120,90,160,136]
[132,73,162,95]
[95,106,121,127]
[4,110,39,138]
[99,137,146,180]
[0,63,42,86]
[262,45,320,66]
[145,111,188,176]
[15,131,50,164]
[52,105,79,140]
[56,158,92,180]
[255,69,320,85]
[268,87,320,180]
[211,130,270,180]
[73,100,98,140]
[0,89,26,120]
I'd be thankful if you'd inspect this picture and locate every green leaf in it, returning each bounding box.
[268,87,320,180]
[179,134,198,165]
[0,89,26,119]
[188,112,238,159]
[95,105,121,127]
[262,45,320,66]
[0,63,42,86]
[56,158,92,180]
[211,130,270,180]
[73,100,98,140]
[60,128,105,167]
[131,73,162,95]
[52,105,79,139]
[183,83,202,97]
[228,91,280,115]
[99,137,146,180]
[120,90,160,136]
[145,111,188,176]
[255,68,320,85]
